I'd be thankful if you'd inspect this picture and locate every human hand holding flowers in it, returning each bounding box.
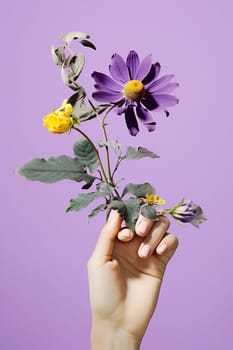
[88,211,178,350]
[17,31,206,231]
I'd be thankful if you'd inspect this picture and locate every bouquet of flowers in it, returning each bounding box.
[17,32,206,231]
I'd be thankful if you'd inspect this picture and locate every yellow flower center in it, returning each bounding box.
[123,80,145,101]
[145,194,166,206]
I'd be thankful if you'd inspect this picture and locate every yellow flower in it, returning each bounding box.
[43,100,74,134]
[145,194,166,206]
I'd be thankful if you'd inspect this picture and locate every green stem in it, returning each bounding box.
[100,105,116,179]
[87,100,122,200]
[88,100,113,181]
[72,126,109,186]
[100,119,112,180]
[99,106,122,199]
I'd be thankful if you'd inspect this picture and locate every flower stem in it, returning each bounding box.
[100,106,122,199]
[72,126,109,186]
[100,119,112,181]
[87,100,122,200]
[88,100,114,181]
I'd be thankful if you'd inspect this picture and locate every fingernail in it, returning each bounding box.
[119,229,131,238]
[157,243,167,254]
[108,210,117,222]
[139,244,151,258]
[137,221,149,235]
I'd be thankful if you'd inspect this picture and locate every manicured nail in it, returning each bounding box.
[108,210,117,222]
[139,244,151,258]
[157,243,167,254]
[137,221,149,235]
[119,229,131,238]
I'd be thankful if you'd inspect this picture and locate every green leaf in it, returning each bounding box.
[88,204,107,221]
[122,183,155,198]
[125,146,159,160]
[17,156,95,185]
[96,181,113,195]
[70,103,110,122]
[67,192,105,212]
[124,198,140,232]
[51,45,65,66]
[61,63,71,85]
[73,138,98,173]
[60,32,90,46]
[78,104,110,122]
[80,39,96,50]
[98,140,121,153]
[108,199,140,232]
[67,90,86,108]
[82,177,95,190]
[141,205,157,220]
[108,199,127,219]
[68,53,85,81]
[74,105,97,121]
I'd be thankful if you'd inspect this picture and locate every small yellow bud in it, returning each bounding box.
[145,194,166,206]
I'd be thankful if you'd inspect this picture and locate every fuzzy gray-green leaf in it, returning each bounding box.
[124,198,140,231]
[68,53,85,80]
[74,106,96,121]
[122,183,155,198]
[17,156,95,184]
[67,192,105,212]
[67,90,86,108]
[125,146,159,160]
[108,198,140,232]
[108,200,127,220]
[141,205,157,220]
[88,204,107,221]
[61,63,70,85]
[51,45,65,66]
[99,140,121,153]
[73,138,98,173]
[96,181,113,196]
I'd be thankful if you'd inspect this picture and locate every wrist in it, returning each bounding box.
[91,320,142,350]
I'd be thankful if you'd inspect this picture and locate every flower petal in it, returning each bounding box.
[92,71,123,91]
[153,82,179,94]
[142,62,161,85]
[125,107,139,136]
[136,105,156,132]
[147,74,174,92]
[141,93,159,110]
[152,93,179,107]
[109,54,129,84]
[94,84,120,93]
[135,54,152,81]
[154,62,161,79]
[126,50,140,79]
[92,90,123,103]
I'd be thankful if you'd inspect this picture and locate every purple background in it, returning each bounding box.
[1,0,233,349]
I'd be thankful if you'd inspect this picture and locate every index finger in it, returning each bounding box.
[90,210,122,265]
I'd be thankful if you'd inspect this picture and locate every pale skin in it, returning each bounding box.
[88,210,179,350]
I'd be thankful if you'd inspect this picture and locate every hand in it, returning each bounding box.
[88,211,178,350]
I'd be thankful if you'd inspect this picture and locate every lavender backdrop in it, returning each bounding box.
[1,0,233,349]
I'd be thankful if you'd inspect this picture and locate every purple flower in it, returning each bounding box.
[92,51,179,136]
[171,200,207,228]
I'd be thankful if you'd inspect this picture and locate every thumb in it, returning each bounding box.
[90,210,122,265]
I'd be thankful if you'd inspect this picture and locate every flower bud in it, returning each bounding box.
[145,194,166,206]
[171,199,206,227]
